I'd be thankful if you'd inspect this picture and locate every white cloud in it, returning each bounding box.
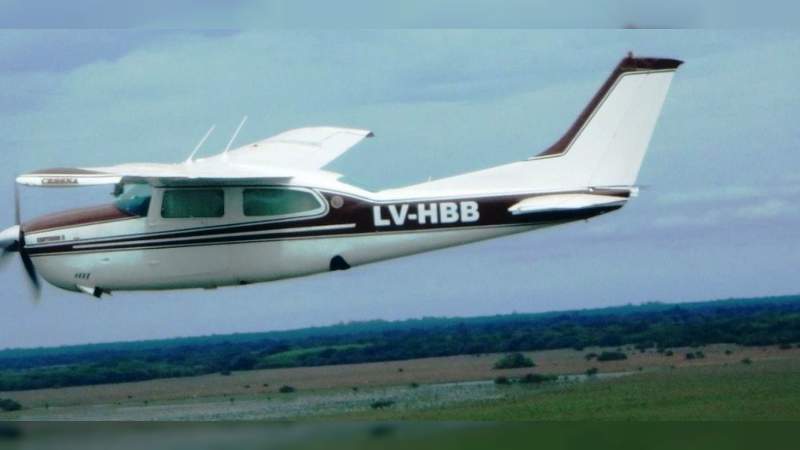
[656,186,762,205]
[734,199,788,220]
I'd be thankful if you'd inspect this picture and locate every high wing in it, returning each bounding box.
[212,126,373,170]
[16,126,373,187]
[15,163,297,187]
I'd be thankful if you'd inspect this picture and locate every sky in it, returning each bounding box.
[1,26,799,349]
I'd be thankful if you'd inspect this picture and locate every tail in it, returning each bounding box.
[389,54,683,197]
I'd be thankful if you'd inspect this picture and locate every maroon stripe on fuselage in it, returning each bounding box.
[24,189,627,256]
[23,204,136,233]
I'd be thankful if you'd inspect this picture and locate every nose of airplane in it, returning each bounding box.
[0,224,20,252]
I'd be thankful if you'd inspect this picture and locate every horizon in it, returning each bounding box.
[3,292,798,352]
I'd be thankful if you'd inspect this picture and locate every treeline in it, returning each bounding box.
[1,295,799,391]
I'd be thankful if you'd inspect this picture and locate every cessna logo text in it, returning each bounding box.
[373,201,479,227]
[42,177,79,185]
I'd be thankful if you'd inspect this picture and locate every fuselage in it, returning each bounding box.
[22,181,626,295]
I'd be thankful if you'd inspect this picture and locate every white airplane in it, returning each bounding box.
[1,54,681,298]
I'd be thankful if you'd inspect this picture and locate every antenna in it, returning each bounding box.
[185,124,216,163]
[224,116,248,157]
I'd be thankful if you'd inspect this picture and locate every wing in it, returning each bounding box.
[212,126,373,170]
[16,126,372,187]
[16,163,295,187]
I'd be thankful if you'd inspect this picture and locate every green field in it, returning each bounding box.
[338,358,800,421]
[3,295,800,421]
[3,344,799,421]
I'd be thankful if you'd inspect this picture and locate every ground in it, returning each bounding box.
[2,344,799,420]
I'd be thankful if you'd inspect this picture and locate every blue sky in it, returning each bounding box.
[1,29,799,348]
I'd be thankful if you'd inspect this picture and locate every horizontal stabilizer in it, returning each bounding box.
[508,193,627,215]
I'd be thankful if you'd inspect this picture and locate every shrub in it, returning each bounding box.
[741,358,753,365]
[584,352,598,361]
[596,351,627,362]
[635,342,652,353]
[409,382,419,388]
[370,399,395,409]
[219,370,231,376]
[518,373,557,384]
[664,350,674,356]
[494,376,511,385]
[493,352,535,369]
[779,343,793,350]
[278,385,296,393]
[724,349,733,355]
[586,367,599,376]
[686,351,705,360]
[0,398,22,412]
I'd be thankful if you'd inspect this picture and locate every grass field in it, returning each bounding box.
[2,344,799,420]
[340,358,800,421]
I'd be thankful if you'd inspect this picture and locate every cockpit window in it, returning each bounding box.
[243,188,324,217]
[114,184,152,216]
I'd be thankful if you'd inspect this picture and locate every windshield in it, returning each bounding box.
[114,183,152,216]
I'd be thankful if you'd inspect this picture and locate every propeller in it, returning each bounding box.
[1,183,41,301]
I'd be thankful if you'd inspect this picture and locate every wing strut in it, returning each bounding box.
[223,116,248,158]
[185,124,216,163]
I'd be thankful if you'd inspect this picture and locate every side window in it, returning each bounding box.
[161,189,224,218]
[243,188,323,217]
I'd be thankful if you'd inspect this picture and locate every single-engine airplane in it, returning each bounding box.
[1,54,681,298]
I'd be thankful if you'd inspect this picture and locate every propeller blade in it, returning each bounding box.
[14,182,20,226]
[6,183,42,302]
[20,249,41,302]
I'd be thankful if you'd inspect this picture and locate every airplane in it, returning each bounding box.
[1,54,681,299]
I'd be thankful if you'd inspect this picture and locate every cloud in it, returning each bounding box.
[653,210,723,229]
[656,186,763,204]
[734,199,789,220]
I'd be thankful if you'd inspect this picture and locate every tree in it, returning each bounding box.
[493,352,535,369]
[519,373,557,384]
[494,376,511,385]
[0,398,22,412]
[228,355,257,371]
[596,351,627,362]
[371,399,395,409]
